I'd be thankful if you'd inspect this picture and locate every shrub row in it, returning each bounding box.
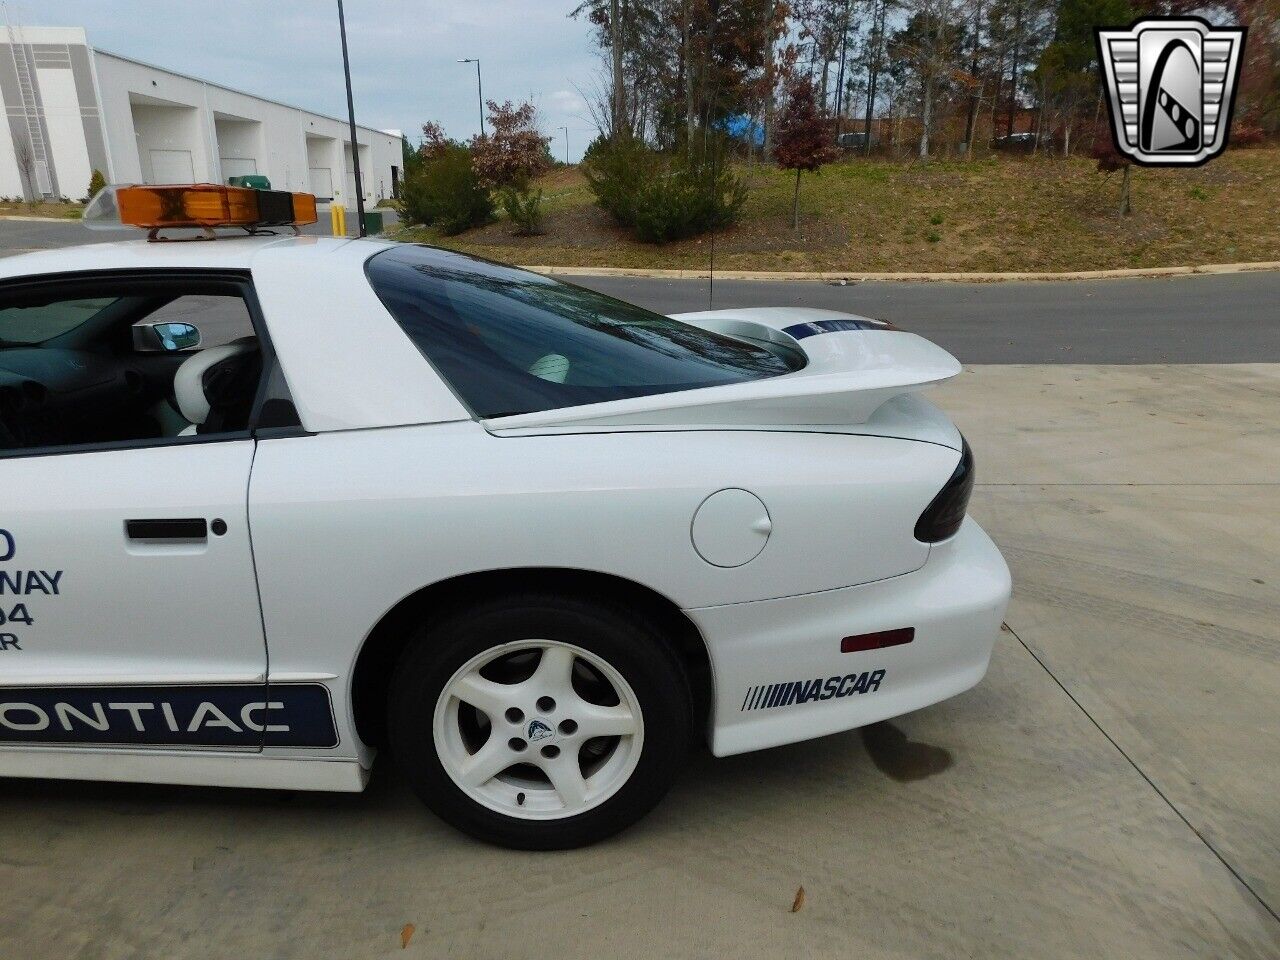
[397,147,547,237]
[398,135,747,244]
[397,143,493,236]
[583,137,746,243]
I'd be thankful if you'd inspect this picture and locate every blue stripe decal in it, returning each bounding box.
[783,318,890,339]
[0,683,338,748]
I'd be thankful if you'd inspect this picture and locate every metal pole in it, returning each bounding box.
[459,59,485,137]
[560,126,569,164]
[337,0,366,237]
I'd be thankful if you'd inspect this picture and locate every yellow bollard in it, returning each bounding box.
[330,203,347,237]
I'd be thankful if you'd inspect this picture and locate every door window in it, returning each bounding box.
[0,276,269,455]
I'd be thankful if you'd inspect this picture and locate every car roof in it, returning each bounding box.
[0,233,475,433]
[0,234,399,281]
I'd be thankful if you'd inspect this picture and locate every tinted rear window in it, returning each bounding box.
[366,245,800,419]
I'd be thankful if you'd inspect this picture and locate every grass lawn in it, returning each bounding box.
[392,147,1280,273]
[0,200,83,219]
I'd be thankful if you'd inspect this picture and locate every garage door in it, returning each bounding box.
[221,157,258,180]
[148,149,195,184]
[308,167,334,199]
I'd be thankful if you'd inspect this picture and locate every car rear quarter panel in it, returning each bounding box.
[248,241,472,432]
[247,422,957,756]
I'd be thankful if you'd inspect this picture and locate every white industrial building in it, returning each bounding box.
[0,26,401,204]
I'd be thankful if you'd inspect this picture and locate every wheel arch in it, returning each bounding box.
[349,568,713,749]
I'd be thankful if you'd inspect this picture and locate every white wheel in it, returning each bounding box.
[433,640,645,819]
[389,594,691,848]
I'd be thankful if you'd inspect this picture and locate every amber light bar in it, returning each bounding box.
[116,184,318,230]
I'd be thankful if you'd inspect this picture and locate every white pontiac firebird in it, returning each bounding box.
[0,235,1010,848]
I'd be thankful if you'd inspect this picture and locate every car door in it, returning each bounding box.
[0,273,269,756]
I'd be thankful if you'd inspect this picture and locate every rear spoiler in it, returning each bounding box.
[485,308,961,431]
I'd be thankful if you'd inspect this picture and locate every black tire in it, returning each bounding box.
[387,593,692,850]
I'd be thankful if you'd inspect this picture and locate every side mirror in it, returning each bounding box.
[133,321,202,353]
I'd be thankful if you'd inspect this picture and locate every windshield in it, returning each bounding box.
[0,298,119,346]
[365,245,802,419]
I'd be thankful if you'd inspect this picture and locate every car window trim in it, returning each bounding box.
[0,430,256,462]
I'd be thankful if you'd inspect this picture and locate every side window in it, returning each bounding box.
[0,298,117,344]
[365,245,801,419]
[0,277,269,456]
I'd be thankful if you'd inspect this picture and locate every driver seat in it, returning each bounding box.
[174,338,262,436]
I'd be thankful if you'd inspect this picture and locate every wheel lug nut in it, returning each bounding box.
[509,737,527,752]
[558,719,578,735]
[537,696,556,713]
[505,707,524,724]
[541,745,560,759]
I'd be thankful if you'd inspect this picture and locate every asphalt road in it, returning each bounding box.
[3,217,1277,363]
[566,271,1280,364]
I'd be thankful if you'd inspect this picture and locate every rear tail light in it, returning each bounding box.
[914,437,974,543]
[841,628,915,653]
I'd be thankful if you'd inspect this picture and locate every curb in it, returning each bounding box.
[522,261,1280,282]
[0,214,80,223]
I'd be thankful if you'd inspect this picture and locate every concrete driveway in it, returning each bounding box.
[1,359,1276,959]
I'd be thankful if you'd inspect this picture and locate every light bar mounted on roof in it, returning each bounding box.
[83,184,318,241]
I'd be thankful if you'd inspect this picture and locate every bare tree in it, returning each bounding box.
[564,0,1272,164]
[13,137,36,202]
[860,0,891,153]
[960,0,989,157]
[610,0,628,136]
[888,0,964,158]
[794,0,850,113]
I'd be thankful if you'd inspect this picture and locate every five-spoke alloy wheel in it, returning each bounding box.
[389,594,691,849]
[434,640,644,819]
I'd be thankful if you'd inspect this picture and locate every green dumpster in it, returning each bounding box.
[227,175,271,189]
[361,210,384,235]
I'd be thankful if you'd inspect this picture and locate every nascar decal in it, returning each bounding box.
[0,683,338,748]
[741,669,886,711]
[0,529,61,653]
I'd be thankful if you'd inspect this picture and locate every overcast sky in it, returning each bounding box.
[21,0,602,160]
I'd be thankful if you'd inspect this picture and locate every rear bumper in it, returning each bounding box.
[687,518,1011,757]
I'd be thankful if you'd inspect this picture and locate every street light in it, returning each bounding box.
[336,0,366,237]
[458,58,484,137]
[560,126,569,165]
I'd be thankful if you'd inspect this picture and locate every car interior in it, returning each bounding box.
[0,285,266,453]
